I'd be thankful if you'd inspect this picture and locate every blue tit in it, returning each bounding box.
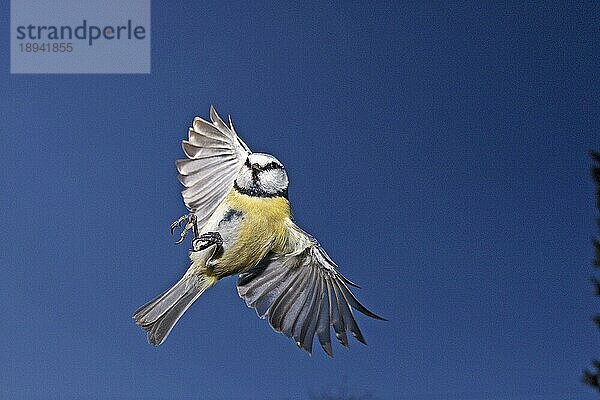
[133,106,385,356]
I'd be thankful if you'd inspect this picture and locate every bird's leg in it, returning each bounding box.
[192,232,223,252]
[170,213,198,244]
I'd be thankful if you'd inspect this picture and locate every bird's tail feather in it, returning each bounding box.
[133,273,217,345]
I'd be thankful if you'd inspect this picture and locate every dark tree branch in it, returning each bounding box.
[584,151,600,391]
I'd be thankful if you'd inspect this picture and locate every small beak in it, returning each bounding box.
[251,164,260,180]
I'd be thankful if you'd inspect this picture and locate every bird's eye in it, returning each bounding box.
[266,162,279,170]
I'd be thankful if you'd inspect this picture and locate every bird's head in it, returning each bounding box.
[234,153,289,198]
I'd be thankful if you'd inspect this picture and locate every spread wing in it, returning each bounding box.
[237,225,386,356]
[176,106,251,229]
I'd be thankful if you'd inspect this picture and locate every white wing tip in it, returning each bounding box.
[209,105,221,124]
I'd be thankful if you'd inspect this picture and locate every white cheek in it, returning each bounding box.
[236,167,253,188]
[260,169,287,192]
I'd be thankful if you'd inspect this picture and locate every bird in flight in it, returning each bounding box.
[133,106,385,356]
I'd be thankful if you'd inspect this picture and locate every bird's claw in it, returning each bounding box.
[170,214,188,235]
[192,232,223,252]
[170,214,198,245]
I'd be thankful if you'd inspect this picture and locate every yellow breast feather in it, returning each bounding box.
[213,189,292,275]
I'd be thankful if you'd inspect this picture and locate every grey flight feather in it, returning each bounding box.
[133,274,215,346]
[237,226,386,356]
[176,105,251,230]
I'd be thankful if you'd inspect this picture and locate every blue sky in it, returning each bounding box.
[1,1,599,399]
